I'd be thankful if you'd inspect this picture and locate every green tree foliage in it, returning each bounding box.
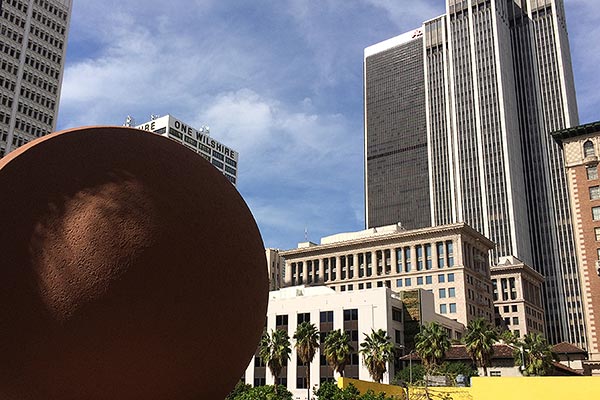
[294,322,320,399]
[463,318,498,376]
[313,382,395,400]
[359,329,395,383]
[226,381,252,399]
[394,362,477,386]
[415,322,450,372]
[229,385,293,400]
[259,329,292,394]
[513,333,555,376]
[499,329,520,345]
[323,329,354,377]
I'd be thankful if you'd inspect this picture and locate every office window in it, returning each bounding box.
[358,283,364,290]
[296,377,307,389]
[396,279,403,287]
[404,247,412,272]
[297,313,310,324]
[596,227,600,241]
[366,282,372,289]
[425,275,432,284]
[513,317,519,325]
[591,186,600,200]
[588,165,598,180]
[405,278,412,287]
[438,274,445,283]
[320,311,334,323]
[417,276,423,285]
[584,140,595,157]
[276,315,288,326]
[416,245,423,270]
[343,309,358,321]
[446,241,454,267]
[503,305,510,313]
[439,288,447,298]
[396,248,403,273]
[392,307,402,322]
[447,273,455,282]
[448,287,456,297]
[512,305,518,312]
[425,244,432,270]
[440,304,447,314]
[437,242,445,268]
[449,303,456,313]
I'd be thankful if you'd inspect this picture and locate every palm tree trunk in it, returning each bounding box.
[306,361,311,400]
[483,365,488,377]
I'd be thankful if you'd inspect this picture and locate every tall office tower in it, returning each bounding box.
[364,0,582,346]
[364,29,430,230]
[0,0,72,157]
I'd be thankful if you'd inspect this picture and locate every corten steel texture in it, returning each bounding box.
[0,126,268,400]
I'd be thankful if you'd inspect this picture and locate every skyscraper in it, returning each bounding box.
[364,0,583,346]
[0,0,72,157]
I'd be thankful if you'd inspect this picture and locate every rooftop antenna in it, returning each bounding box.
[304,227,308,242]
[150,114,160,120]
[123,115,135,127]
[199,125,210,136]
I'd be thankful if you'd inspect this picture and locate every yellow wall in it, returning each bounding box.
[470,377,600,400]
[338,378,406,399]
[338,377,600,400]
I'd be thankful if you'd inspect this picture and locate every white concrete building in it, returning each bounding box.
[135,114,239,186]
[0,0,72,157]
[245,285,464,399]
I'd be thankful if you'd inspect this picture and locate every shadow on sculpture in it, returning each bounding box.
[0,126,268,399]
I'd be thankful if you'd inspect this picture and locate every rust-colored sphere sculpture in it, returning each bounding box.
[0,126,268,399]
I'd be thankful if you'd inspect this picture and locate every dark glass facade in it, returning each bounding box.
[364,37,430,230]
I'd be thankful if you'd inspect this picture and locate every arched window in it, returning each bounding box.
[584,140,596,157]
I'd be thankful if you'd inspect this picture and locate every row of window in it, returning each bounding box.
[30,24,64,50]
[439,303,457,314]
[273,309,359,327]
[34,0,69,22]
[396,272,456,288]
[31,9,67,35]
[22,69,59,95]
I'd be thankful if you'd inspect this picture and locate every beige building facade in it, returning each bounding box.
[553,121,600,370]
[280,223,495,327]
[491,256,545,338]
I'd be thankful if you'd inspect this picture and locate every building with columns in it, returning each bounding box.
[553,121,600,374]
[491,256,545,338]
[244,285,464,399]
[280,222,495,327]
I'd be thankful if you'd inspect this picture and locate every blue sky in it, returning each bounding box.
[57,0,600,251]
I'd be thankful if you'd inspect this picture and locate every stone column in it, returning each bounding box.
[390,247,397,274]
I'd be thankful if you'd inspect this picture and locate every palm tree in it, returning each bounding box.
[463,318,498,376]
[293,322,319,400]
[415,322,450,373]
[259,329,291,394]
[359,329,395,383]
[323,329,354,377]
[516,332,554,376]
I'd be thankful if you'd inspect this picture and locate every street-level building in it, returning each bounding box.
[364,0,583,347]
[491,256,545,338]
[135,114,239,186]
[552,121,600,371]
[245,285,464,399]
[280,222,495,327]
[0,0,73,157]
